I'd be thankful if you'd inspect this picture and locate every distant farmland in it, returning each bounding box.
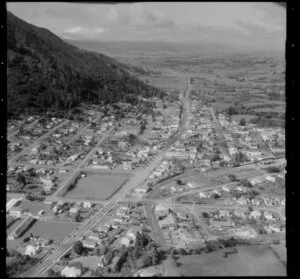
[177,245,286,276]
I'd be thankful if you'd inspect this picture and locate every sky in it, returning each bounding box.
[6,2,286,51]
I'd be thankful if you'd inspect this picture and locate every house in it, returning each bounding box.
[266,175,276,183]
[269,224,281,233]
[61,266,82,277]
[37,237,50,247]
[9,206,22,218]
[116,208,128,217]
[250,210,261,219]
[134,187,147,194]
[212,220,234,228]
[199,192,206,198]
[135,266,162,277]
[126,228,140,241]
[236,197,248,205]
[87,233,101,243]
[264,211,274,220]
[25,244,41,256]
[158,214,177,229]
[83,202,92,209]
[97,223,110,233]
[82,239,97,249]
[123,161,132,170]
[233,210,246,219]
[111,256,121,271]
[120,237,131,247]
[250,178,262,186]
[263,198,274,206]
[251,198,261,206]
[218,210,231,219]
[6,198,22,213]
[69,206,80,214]
[187,182,198,188]
[155,204,169,217]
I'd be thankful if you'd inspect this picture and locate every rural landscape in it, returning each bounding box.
[6,2,286,277]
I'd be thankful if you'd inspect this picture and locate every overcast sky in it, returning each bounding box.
[7,2,286,51]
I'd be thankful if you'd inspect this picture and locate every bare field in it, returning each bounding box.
[177,245,286,276]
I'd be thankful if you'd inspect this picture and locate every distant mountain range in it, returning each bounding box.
[7,11,163,117]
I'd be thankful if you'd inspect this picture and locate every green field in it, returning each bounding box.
[177,245,286,276]
[65,172,130,200]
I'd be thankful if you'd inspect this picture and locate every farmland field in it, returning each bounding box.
[65,172,131,200]
[177,245,286,276]
[139,76,187,91]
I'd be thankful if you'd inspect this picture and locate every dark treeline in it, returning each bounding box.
[7,11,165,118]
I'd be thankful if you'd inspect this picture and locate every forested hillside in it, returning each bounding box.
[7,11,164,117]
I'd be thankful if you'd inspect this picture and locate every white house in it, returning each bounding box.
[69,206,80,214]
[264,211,274,220]
[82,239,97,249]
[266,176,276,183]
[120,237,131,247]
[25,244,41,256]
[61,266,82,277]
[83,202,92,209]
[250,210,261,219]
[199,192,206,198]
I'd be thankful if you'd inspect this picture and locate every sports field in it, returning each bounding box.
[22,221,78,241]
[65,172,130,200]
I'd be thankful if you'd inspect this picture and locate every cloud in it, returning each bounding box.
[62,26,108,40]
[64,26,84,34]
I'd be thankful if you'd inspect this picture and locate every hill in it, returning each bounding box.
[7,11,164,117]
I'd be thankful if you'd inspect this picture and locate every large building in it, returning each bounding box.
[8,216,35,240]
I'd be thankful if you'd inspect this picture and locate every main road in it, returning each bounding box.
[21,76,191,277]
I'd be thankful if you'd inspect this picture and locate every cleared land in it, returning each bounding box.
[177,245,286,276]
[64,172,130,200]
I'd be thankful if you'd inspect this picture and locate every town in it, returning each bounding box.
[6,3,286,277]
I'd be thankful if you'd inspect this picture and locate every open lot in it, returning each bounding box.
[64,172,131,201]
[177,245,286,276]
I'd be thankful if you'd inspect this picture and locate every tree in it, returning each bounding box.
[95,247,101,256]
[176,179,183,185]
[136,254,152,269]
[73,241,84,255]
[228,174,238,182]
[228,106,237,115]
[16,173,26,186]
[47,269,55,277]
[240,179,252,188]
[75,213,81,222]
[239,118,246,126]
[178,248,187,255]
